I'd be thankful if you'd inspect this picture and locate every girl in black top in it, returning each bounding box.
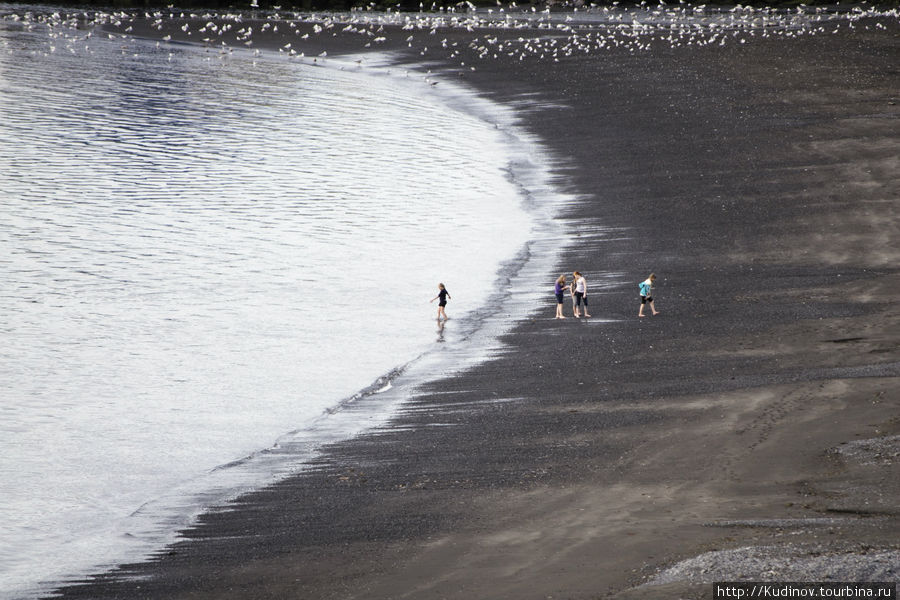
[430,283,451,321]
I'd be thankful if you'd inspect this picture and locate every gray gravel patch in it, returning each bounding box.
[645,545,900,586]
[831,435,900,466]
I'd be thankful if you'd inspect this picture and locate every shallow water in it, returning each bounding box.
[0,18,566,598]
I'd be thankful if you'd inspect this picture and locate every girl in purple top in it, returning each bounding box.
[554,274,567,319]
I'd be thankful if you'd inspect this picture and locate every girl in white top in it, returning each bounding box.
[573,271,591,318]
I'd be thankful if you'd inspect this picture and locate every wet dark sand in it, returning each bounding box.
[53,12,899,600]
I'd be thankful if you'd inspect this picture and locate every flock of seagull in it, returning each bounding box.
[2,2,897,68]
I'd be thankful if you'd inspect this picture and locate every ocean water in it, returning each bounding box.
[0,16,568,599]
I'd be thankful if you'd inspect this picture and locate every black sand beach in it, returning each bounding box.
[50,8,899,600]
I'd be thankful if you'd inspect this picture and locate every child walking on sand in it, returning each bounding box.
[638,273,659,317]
[554,274,567,319]
[430,283,451,321]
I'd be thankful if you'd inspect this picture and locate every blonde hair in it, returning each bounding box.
[556,274,566,284]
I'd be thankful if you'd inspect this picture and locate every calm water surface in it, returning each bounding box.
[0,17,564,598]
